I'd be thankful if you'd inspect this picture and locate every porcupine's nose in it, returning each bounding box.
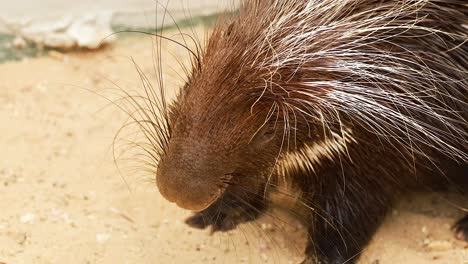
[156,168,220,211]
[156,147,224,212]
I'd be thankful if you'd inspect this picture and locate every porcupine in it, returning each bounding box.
[126,0,468,263]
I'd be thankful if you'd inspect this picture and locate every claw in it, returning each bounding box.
[453,214,468,242]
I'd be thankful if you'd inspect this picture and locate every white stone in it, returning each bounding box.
[20,213,35,224]
[96,233,111,243]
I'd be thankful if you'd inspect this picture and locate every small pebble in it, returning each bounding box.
[36,81,48,93]
[96,233,111,243]
[421,226,428,235]
[20,213,35,224]
[426,240,451,251]
[259,243,269,250]
[86,214,96,220]
[62,213,70,221]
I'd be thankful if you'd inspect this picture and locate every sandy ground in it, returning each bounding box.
[0,27,467,264]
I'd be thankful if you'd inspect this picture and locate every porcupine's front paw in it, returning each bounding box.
[453,214,468,242]
[185,195,265,233]
[185,207,248,232]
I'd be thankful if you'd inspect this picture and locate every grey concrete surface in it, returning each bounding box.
[0,0,238,32]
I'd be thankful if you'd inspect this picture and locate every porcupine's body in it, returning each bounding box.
[148,0,468,263]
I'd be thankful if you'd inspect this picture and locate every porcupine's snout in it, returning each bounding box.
[155,140,230,212]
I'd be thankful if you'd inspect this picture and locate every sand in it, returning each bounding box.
[0,27,466,264]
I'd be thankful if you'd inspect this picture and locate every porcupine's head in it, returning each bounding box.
[154,6,315,212]
[154,22,290,211]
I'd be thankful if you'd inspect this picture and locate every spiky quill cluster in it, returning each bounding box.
[117,0,467,183]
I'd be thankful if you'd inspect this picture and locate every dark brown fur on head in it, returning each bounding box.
[155,1,331,212]
[124,0,468,263]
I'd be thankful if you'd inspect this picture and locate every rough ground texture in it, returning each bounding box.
[0,27,467,264]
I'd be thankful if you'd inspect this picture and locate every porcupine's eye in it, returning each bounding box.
[251,129,276,146]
